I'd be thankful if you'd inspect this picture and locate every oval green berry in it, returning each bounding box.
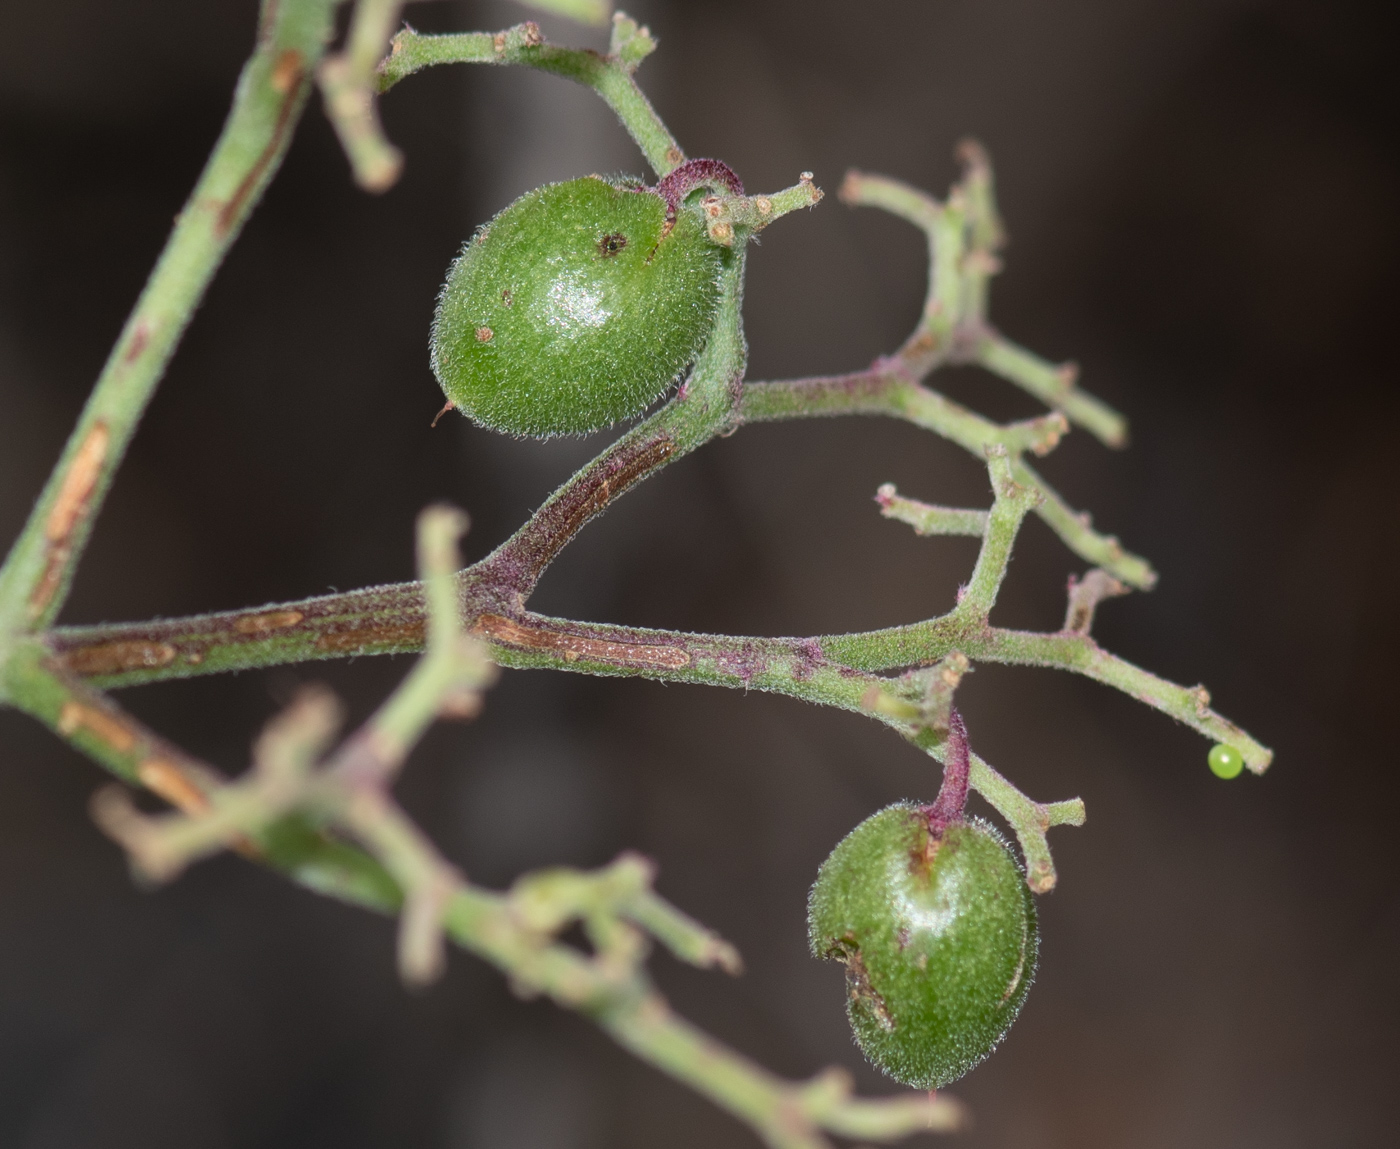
[808,803,1037,1088]
[430,175,722,436]
[1208,743,1245,779]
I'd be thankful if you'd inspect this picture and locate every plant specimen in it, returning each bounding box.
[0,2,1272,1145]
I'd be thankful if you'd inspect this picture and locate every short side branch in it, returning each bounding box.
[379,19,684,177]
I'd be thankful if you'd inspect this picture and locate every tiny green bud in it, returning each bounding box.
[1208,743,1245,779]
[430,174,723,437]
[808,803,1037,1089]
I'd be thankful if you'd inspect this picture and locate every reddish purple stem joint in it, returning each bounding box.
[924,708,971,837]
[654,158,744,227]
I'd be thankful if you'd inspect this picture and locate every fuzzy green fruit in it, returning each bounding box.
[808,803,1037,1088]
[430,175,722,436]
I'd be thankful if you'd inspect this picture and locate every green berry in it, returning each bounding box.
[430,175,722,436]
[1208,743,1245,779]
[808,803,1037,1089]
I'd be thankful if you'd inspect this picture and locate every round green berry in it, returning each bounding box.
[430,174,722,436]
[808,803,1037,1089]
[1208,743,1245,779]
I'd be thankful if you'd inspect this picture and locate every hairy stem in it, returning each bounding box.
[972,331,1127,448]
[43,570,1269,774]
[925,708,971,834]
[967,753,1085,893]
[318,0,408,191]
[379,20,684,177]
[739,373,1155,588]
[0,0,338,649]
[876,484,988,537]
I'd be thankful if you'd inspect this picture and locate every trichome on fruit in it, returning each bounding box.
[430,170,727,437]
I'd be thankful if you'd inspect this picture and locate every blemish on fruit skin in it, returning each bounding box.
[843,948,896,1032]
[1001,919,1031,1003]
[475,326,494,342]
[432,176,720,435]
[597,232,628,257]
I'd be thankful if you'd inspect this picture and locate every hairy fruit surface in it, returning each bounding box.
[430,175,722,436]
[808,803,1038,1088]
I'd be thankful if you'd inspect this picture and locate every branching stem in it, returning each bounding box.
[0,5,1272,1140]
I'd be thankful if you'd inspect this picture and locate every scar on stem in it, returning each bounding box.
[217,54,303,234]
[63,640,177,677]
[29,421,109,617]
[475,614,690,670]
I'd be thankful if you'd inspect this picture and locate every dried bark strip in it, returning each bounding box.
[235,610,305,634]
[314,620,427,652]
[475,614,691,670]
[28,421,109,618]
[62,640,177,676]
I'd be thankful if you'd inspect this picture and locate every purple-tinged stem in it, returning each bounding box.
[655,158,743,222]
[924,707,971,837]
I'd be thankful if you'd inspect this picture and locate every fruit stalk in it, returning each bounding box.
[925,707,971,835]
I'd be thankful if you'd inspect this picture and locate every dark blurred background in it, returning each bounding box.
[2,1,1397,1145]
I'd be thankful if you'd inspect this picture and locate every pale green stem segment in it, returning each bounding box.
[949,447,1041,623]
[318,0,408,191]
[740,376,1156,589]
[378,17,684,178]
[700,174,824,246]
[350,506,491,779]
[732,153,1153,587]
[974,333,1127,448]
[12,510,965,1147]
[839,166,1128,447]
[0,0,340,654]
[876,484,988,537]
[969,752,1085,894]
